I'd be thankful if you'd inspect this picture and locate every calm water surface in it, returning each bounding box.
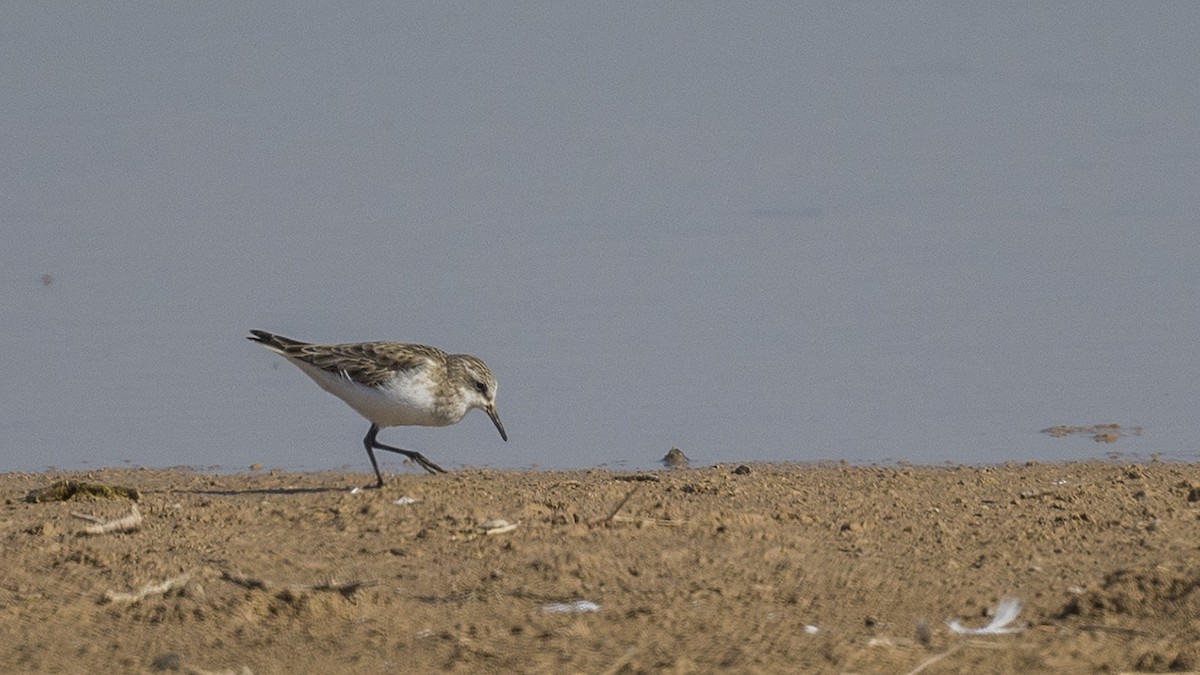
[3,4,1198,472]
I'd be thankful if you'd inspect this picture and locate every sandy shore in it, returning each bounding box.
[2,462,1198,673]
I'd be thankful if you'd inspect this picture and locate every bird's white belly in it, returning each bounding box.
[293,361,462,427]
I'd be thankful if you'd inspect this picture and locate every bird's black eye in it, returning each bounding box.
[474,380,488,395]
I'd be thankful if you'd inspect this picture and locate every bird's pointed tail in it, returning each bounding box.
[247,329,310,354]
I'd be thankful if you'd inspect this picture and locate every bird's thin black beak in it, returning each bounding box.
[486,404,507,442]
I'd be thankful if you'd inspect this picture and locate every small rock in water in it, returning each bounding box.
[661,447,690,468]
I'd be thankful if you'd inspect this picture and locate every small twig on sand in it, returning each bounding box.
[221,569,377,597]
[904,644,962,675]
[609,515,687,526]
[222,570,269,590]
[600,647,638,675]
[73,503,142,535]
[1078,623,1155,637]
[904,640,1013,675]
[310,579,379,595]
[595,485,642,525]
[105,572,191,603]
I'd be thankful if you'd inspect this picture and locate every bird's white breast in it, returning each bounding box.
[290,360,462,428]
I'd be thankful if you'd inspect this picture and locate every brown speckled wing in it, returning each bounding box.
[289,342,447,388]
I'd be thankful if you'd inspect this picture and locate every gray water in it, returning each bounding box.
[4,4,1198,473]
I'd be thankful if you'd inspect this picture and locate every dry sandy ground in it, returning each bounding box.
[2,462,1198,674]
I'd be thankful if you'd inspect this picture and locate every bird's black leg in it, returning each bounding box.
[362,424,387,487]
[362,424,447,486]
